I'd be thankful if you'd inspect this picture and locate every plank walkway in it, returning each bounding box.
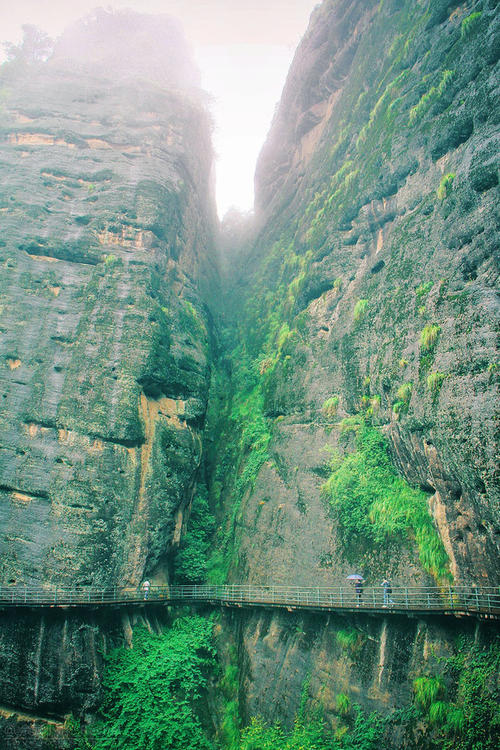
[1,584,499,620]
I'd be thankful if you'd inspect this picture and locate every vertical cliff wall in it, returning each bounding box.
[0,10,218,726]
[212,0,499,734]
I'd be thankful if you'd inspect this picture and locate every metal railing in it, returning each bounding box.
[0,583,498,618]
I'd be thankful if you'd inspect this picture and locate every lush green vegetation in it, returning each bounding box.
[237,641,499,750]
[322,421,450,579]
[174,489,216,583]
[205,351,273,583]
[90,617,217,750]
[219,648,241,749]
[239,716,327,750]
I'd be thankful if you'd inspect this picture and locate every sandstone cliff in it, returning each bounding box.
[0,10,217,724]
[211,0,499,732]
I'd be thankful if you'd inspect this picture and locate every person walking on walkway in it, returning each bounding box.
[142,580,151,600]
[381,578,394,607]
[355,579,363,607]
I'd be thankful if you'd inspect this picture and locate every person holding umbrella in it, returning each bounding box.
[346,574,364,606]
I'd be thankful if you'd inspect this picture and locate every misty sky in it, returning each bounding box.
[1,1,319,216]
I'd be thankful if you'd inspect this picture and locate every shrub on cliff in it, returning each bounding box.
[322,422,450,580]
[420,324,441,351]
[353,299,368,323]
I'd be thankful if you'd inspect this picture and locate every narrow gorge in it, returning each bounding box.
[0,1,498,748]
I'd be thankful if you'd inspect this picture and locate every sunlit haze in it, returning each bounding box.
[1,1,318,216]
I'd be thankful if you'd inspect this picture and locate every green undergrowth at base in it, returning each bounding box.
[239,705,385,750]
[90,617,217,750]
[410,638,500,749]
[322,420,450,580]
[219,645,241,750]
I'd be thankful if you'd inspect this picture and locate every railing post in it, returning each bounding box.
[24,585,27,604]
[448,586,454,609]
[340,587,343,607]
[54,587,57,605]
[405,588,408,608]
[487,592,491,613]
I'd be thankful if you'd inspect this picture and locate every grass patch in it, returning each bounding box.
[336,627,364,656]
[414,675,445,710]
[427,371,446,402]
[461,11,482,38]
[393,382,412,416]
[415,281,433,298]
[336,693,352,716]
[409,69,454,124]
[437,173,455,200]
[322,395,340,419]
[420,324,440,351]
[353,298,369,323]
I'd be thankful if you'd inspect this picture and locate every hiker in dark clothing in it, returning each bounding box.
[355,580,363,606]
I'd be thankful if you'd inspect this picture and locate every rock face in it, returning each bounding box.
[0,10,217,725]
[221,608,494,737]
[214,0,499,733]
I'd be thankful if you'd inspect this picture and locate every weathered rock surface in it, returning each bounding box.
[0,13,216,590]
[0,10,217,729]
[228,0,499,586]
[221,609,493,734]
